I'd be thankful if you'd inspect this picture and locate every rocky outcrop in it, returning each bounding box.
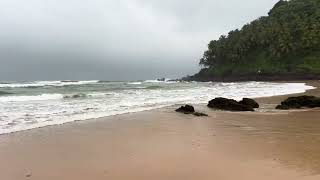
[239,98,259,108]
[276,96,320,110]
[207,97,255,111]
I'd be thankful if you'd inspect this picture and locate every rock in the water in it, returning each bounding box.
[276,96,320,110]
[193,112,208,117]
[208,97,254,111]
[175,105,195,114]
[239,98,259,108]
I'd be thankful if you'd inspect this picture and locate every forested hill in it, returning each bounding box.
[188,0,320,81]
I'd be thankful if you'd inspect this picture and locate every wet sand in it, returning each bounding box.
[1,81,320,180]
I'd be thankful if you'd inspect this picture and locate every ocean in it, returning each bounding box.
[0,80,314,134]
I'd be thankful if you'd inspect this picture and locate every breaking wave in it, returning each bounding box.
[0,94,64,102]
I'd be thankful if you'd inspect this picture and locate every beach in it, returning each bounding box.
[1,81,320,180]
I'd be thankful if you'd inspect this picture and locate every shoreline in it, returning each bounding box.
[1,81,320,179]
[0,81,315,136]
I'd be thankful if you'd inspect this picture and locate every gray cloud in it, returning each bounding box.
[0,0,278,80]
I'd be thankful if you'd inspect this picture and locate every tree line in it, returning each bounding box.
[197,0,320,77]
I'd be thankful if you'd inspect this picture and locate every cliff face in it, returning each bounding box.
[190,0,320,81]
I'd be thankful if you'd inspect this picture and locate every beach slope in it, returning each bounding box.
[1,81,320,180]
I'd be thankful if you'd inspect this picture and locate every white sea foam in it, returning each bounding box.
[144,80,163,83]
[0,80,99,88]
[143,79,178,83]
[0,81,315,134]
[0,94,64,102]
[127,82,142,85]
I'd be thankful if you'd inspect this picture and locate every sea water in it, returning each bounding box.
[0,80,314,134]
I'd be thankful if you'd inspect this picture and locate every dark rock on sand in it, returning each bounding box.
[175,105,195,114]
[276,96,320,110]
[275,104,290,110]
[208,97,254,111]
[175,105,208,116]
[239,98,259,108]
[193,112,208,117]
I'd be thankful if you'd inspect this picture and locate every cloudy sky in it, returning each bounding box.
[0,0,278,81]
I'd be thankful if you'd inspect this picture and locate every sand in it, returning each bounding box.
[1,81,320,180]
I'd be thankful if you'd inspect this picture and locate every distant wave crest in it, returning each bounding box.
[0,92,111,102]
[127,82,142,85]
[0,94,64,102]
[0,80,99,88]
[144,79,178,83]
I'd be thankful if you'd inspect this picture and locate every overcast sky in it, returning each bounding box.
[0,0,278,81]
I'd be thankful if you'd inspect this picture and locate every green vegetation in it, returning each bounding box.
[195,0,320,78]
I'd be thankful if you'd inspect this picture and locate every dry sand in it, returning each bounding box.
[1,81,320,180]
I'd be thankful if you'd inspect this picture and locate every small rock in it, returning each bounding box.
[175,105,195,114]
[193,112,208,117]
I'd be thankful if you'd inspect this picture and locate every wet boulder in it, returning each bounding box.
[239,98,259,108]
[175,105,195,114]
[276,96,320,110]
[208,97,254,111]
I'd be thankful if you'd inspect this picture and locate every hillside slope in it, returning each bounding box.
[188,0,320,81]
